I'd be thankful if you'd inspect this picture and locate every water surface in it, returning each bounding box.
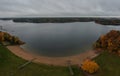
[0,20,120,57]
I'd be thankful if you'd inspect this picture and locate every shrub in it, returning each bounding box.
[81,59,99,74]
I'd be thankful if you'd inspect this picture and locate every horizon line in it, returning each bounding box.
[1,16,120,18]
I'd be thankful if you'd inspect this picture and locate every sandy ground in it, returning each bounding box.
[7,45,98,66]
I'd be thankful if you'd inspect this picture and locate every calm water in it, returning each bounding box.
[0,20,120,57]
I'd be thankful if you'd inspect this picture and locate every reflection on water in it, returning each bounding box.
[0,20,120,57]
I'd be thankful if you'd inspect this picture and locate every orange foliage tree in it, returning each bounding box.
[94,30,120,54]
[0,31,25,45]
[0,32,4,42]
[81,59,99,74]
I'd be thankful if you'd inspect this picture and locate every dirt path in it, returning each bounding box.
[7,45,98,66]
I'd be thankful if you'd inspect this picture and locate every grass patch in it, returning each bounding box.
[0,46,84,76]
[94,51,120,76]
[1,45,120,76]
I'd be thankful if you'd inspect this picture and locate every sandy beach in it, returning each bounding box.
[7,45,98,66]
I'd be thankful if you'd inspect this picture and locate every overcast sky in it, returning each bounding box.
[0,0,120,17]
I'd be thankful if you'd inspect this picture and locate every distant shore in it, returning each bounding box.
[7,45,99,66]
[1,17,120,25]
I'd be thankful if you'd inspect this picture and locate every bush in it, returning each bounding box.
[81,59,99,74]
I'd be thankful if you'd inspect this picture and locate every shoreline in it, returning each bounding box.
[7,45,99,66]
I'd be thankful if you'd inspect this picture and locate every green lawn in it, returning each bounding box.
[0,45,84,76]
[0,45,120,76]
[94,51,120,76]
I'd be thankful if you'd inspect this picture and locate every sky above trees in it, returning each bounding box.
[0,0,120,17]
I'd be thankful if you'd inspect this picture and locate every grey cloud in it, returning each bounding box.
[0,0,120,17]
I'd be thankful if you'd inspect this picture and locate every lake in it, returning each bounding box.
[0,20,120,57]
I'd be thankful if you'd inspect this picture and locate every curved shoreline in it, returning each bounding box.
[7,45,98,66]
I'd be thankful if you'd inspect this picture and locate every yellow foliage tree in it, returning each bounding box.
[81,59,99,74]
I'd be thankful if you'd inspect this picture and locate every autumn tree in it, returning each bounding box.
[0,31,25,45]
[0,32,4,42]
[81,59,99,74]
[94,30,120,54]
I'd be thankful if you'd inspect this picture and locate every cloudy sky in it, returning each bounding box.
[0,0,120,17]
